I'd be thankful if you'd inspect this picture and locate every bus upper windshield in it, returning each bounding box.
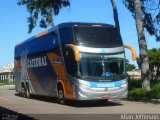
[73,26,123,47]
[78,52,125,80]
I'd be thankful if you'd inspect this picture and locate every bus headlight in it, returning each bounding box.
[121,80,127,88]
[121,83,127,88]
[80,84,91,90]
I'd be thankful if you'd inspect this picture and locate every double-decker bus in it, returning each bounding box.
[14,22,136,104]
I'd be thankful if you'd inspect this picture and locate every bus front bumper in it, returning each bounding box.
[74,85,128,100]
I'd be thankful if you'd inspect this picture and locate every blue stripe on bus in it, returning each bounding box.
[87,80,124,88]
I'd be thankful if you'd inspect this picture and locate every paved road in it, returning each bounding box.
[0,85,160,120]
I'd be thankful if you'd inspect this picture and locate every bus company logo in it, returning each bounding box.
[104,88,108,91]
[97,83,114,88]
[27,56,47,68]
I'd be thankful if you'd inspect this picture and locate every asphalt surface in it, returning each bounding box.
[0,85,160,120]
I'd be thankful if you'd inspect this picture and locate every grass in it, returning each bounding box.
[0,82,15,86]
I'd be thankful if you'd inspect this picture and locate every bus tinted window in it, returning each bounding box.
[73,26,123,48]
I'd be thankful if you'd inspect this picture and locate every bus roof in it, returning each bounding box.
[15,22,121,58]
[16,22,114,46]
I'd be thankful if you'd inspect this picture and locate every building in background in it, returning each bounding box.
[127,69,141,80]
[0,63,14,83]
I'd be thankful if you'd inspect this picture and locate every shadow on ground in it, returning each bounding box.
[66,100,123,107]
[15,92,123,107]
[0,106,35,120]
[0,106,121,120]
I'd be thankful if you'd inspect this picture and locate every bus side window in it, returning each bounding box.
[63,47,77,77]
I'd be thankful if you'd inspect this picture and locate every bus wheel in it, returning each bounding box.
[21,85,26,97]
[26,84,31,98]
[58,87,65,105]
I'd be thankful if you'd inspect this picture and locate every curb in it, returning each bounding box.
[126,98,160,103]
[150,99,160,103]
[0,85,15,87]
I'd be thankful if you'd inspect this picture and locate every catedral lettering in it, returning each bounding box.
[27,56,47,68]
[97,83,115,88]
[14,22,136,104]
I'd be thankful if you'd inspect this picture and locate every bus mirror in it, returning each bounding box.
[124,45,137,61]
[66,44,80,61]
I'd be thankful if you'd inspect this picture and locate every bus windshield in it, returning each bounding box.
[73,26,123,47]
[78,52,125,80]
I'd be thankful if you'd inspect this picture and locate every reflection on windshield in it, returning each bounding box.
[79,53,125,78]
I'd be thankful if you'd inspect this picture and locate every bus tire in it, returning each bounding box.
[26,83,31,98]
[21,84,26,97]
[58,87,65,105]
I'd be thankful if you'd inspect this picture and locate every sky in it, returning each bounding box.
[0,0,159,68]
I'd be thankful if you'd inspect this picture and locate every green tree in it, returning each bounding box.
[17,0,70,33]
[134,0,150,90]
[123,0,160,90]
[122,0,160,90]
[148,48,160,79]
[126,59,136,71]
[123,0,160,41]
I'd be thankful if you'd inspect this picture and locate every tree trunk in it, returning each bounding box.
[134,0,150,90]
[110,0,120,33]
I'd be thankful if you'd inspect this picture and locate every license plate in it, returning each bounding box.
[101,94,111,99]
